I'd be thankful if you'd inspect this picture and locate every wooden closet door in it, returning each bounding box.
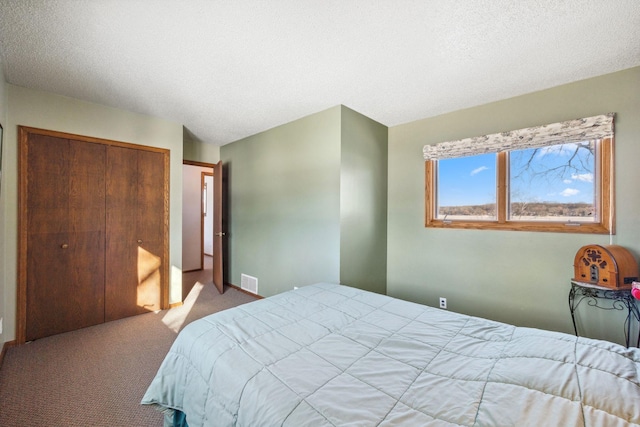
[26,136,106,341]
[105,146,164,321]
[135,150,164,312]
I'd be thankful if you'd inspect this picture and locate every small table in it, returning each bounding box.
[568,281,640,348]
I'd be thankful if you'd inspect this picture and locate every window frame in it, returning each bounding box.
[425,137,613,234]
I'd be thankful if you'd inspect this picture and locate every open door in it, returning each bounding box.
[213,161,224,293]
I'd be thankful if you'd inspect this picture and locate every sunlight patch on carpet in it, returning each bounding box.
[161,281,204,332]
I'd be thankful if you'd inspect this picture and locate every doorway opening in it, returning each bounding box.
[182,161,215,299]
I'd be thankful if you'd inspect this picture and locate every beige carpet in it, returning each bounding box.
[0,277,256,426]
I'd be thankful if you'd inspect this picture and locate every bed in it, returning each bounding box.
[142,282,640,426]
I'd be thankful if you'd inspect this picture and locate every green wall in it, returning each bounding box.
[221,106,343,296]
[387,67,640,346]
[220,105,389,297]
[1,84,184,343]
[183,128,220,164]
[340,106,388,295]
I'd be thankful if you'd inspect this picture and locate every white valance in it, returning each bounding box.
[423,113,615,160]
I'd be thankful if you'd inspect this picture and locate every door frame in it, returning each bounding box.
[17,126,170,344]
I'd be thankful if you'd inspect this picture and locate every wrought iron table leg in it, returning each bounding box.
[568,286,578,336]
[624,304,631,348]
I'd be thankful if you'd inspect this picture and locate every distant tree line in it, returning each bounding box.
[439,202,593,218]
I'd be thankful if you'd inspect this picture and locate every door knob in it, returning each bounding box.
[60,243,69,249]
[137,239,143,244]
[215,232,225,237]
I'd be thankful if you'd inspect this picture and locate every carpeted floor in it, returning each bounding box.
[0,269,257,427]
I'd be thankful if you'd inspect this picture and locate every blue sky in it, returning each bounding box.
[438,143,595,207]
[438,154,496,206]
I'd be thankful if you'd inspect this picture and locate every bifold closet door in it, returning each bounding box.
[105,146,164,321]
[25,135,106,341]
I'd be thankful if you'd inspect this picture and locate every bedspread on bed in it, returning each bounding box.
[142,283,640,426]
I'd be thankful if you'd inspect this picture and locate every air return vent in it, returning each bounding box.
[241,274,258,294]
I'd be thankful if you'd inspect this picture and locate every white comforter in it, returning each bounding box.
[143,283,640,426]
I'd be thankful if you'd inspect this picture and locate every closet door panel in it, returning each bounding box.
[67,140,107,332]
[69,140,106,233]
[26,232,105,341]
[25,136,106,341]
[105,146,140,321]
[26,135,70,341]
[105,148,137,238]
[136,150,164,237]
[135,150,163,312]
[68,231,106,321]
[26,135,69,235]
[26,232,70,340]
[104,238,139,321]
[105,146,164,320]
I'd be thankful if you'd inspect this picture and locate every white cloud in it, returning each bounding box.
[571,173,593,183]
[563,179,572,184]
[560,188,580,197]
[470,166,488,176]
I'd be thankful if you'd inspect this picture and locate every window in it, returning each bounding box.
[436,153,497,221]
[425,114,614,233]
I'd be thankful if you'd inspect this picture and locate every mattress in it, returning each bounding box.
[142,282,640,426]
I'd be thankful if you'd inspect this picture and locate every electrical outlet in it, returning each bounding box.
[439,297,447,309]
[0,317,3,334]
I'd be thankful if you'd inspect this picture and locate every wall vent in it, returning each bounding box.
[241,274,258,295]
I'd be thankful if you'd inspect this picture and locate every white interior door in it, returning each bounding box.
[213,161,224,293]
[203,174,214,256]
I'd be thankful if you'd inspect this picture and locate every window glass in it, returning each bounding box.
[508,141,596,222]
[437,153,497,220]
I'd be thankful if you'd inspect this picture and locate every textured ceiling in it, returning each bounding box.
[0,1,639,146]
